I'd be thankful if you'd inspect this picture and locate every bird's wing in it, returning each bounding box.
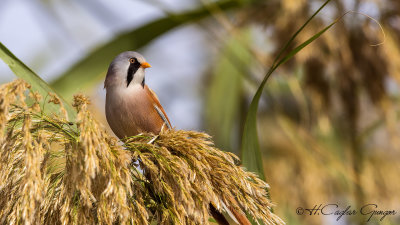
[145,85,172,129]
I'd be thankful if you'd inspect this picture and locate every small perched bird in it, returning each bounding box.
[104,51,250,225]
[104,51,171,139]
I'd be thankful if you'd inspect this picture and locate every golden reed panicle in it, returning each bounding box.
[0,80,284,225]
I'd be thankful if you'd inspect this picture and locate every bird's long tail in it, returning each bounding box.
[209,203,251,225]
[210,204,230,225]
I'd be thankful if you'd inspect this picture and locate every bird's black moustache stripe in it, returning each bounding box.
[127,58,141,87]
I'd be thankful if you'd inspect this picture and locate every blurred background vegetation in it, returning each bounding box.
[1,0,400,224]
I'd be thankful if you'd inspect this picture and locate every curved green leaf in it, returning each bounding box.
[50,0,245,99]
[0,42,76,121]
[240,0,333,179]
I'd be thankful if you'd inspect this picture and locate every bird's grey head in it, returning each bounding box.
[104,51,151,89]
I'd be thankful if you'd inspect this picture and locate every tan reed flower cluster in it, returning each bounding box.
[125,131,284,225]
[0,80,139,224]
[0,79,284,225]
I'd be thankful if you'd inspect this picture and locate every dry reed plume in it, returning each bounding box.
[0,79,284,225]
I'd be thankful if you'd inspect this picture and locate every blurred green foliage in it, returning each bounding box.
[50,0,245,99]
[206,29,249,155]
[1,0,400,224]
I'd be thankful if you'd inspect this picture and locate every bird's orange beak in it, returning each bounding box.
[141,62,151,69]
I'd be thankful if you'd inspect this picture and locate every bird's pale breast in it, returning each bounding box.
[106,84,165,139]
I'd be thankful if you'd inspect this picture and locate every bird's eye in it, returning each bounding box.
[129,58,136,64]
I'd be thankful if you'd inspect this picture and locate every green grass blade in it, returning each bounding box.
[0,42,76,121]
[272,0,332,66]
[273,21,336,70]
[50,0,244,99]
[241,0,333,180]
